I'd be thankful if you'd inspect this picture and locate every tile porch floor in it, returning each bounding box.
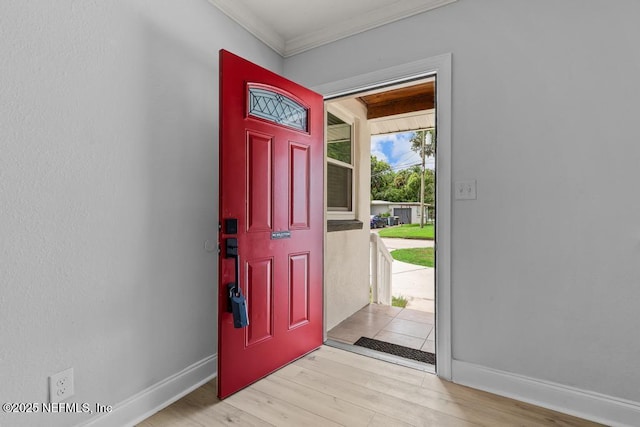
[327,303,435,353]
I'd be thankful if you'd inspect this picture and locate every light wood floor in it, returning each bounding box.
[138,345,601,426]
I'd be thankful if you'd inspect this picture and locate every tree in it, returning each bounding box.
[423,169,435,204]
[369,155,434,206]
[376,187,405,202]
[393,171,408,189]
[410,129,436,158]
[410,130,435,227]
[404,171,421,201]
[370,156,393,199]
[394,166,421,201]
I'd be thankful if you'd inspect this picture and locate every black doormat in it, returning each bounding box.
[353,337,436,364]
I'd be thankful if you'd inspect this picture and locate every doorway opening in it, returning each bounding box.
[323,77,438,372]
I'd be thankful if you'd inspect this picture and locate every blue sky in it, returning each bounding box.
[371,132,435,171]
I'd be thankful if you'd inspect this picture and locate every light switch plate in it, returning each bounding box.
[455,180,477,200]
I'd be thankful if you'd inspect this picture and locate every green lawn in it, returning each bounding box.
[390,247,434,268]
[378,224,434,240]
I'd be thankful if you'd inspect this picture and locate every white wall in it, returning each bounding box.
[325,230,370,330]
[0,1,281,426]
[371,204,389,216]
[286,0,640,411]
[325,99,371,330]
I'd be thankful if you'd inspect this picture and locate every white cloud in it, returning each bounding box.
[390,134,420,169]
[371,132,435,171]
[370,136,389,163]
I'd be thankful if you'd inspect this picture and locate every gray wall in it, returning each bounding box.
[286,0,640,404]
[4,0,640,424]
[0,1,281,426]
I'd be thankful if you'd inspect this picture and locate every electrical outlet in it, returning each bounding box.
[49,368,74,403]
[455,180,477,200]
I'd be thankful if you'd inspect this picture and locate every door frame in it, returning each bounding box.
[312,53,453,380]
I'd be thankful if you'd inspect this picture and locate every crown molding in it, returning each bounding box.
[208,0,457,57]
[285,0,457,57]
[207,0,286,55]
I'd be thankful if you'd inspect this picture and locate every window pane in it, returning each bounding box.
[327,140,351,164]
[248,87,308,132]
[327,113,351,164]
[327,163,352,211]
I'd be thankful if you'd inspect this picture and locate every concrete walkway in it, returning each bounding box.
[380,237,434,313]
[381,237,434,250]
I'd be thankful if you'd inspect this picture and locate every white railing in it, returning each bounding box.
[370,232,393,305]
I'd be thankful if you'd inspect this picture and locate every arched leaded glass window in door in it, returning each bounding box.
[247,85,309,132]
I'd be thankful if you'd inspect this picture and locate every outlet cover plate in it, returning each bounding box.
[455,180,477,200]
[49,367,74,403]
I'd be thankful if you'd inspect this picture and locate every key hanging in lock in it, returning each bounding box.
[226,237,249,328]
[229,285,249,328]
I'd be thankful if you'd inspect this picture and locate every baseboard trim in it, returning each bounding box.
[452,360,640,427]
[80,354,217,427]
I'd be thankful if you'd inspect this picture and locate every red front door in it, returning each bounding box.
[217,50,324,398]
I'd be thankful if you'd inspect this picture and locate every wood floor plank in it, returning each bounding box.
[137,384,272,427]
[225,385,342,427]
[367,412,415,427]
[276,364,480,426]
[293,353,533,426]
[187,401,273,427]
[138,346,601,427]
[319,344,428,385]
[252,375,376,426]
[136,405,201,427]
[296,348,601,427]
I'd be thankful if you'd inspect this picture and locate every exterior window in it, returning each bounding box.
[327,112,353,214]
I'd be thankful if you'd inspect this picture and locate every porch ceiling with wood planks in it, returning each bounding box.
[358,81,435,135]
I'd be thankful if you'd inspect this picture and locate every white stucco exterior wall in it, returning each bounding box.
[0,2,281,426]
[325,98,371,331]
[285,0,640,412]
